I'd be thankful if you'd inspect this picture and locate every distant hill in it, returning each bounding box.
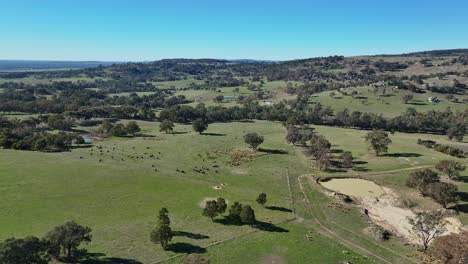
[0,60,120,71]
[376,49,468,57]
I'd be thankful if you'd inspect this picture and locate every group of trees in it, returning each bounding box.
[0,117,85,151]
[305,134,332,171]
[406,166,462,209]
[158,99,467,142]
[96,120,141,137]
[202,198,228,221]
[0,221,92,263]
[202,198,257,225]
[417,139,466,158]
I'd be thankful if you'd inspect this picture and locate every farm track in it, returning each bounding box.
[297,174,418,264]
[156,165,458,264]
[295,163,448,264]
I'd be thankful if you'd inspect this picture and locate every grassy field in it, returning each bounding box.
[1,119,466,263]
[310,87,466,117]
[312,125,467,171]
[0,120,377,263]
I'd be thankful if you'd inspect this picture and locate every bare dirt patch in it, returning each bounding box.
[361,187,464,244]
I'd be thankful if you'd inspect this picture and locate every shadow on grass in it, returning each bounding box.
[171,131,189,135]
[214,217,242,226]
[458,176,468,183]
[457,203,468,214]
[173,231,209,240]
[166,242,206,254]
[253,221,289,233]
[330,149,343,154]
[457,191,468,202]
[203,133,226,136]
[71,145,94,149]
[408,102,428,106]
[258,148,288,154]
[353,166,370,172]
[384,153,422,158]
[352,160,368,165]
[214,218,289,233]
[66,251,142,264]
[265,206,293,213]
[325,168,348,173]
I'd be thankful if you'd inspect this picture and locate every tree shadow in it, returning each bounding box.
[330,149,343,154]
[457,191,468,202]
[70,251,142,264]
[71,145,94,149]
[384,153,422,157]
[265,206,293,213]
[458,176,468,183]
[171,131,189,135]
[325,168,348,173]
[137,134,156,138]
[71,128,90,133]
[173,231,210,240]
[258,148,288,154]
[352,160,368,165]
[456,203,468,213]
[214,217,243,226]
[203,133,226,136]
[353,166,370,172]
[166,242,206,254]
[408,102,428,106]
[254,221,289,233]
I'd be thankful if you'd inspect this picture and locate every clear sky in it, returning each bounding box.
[1,0,467,61]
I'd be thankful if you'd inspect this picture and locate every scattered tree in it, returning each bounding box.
[213,95,224,103]
[202,200,219,221]
[435,160,466,181]
[150,224,173,250]
[427,182,459,209]
[365,130,392,156]
[431,231,468,264]
[0,236,49,264]
[227,202,243,224]
[216,198,227,214]
[150,208,173,250]
[341,151,353,168]
[446,124,465,142]
[45,221,92,258]
[192,119,208,134]
[125,121,141,136]
[244,133,264,150]
[408,211,447,251]
[240,205,256,225]
[407,169,440,196]
[256,193,267,207]
[159,120,175,134]
[401,94,414,104]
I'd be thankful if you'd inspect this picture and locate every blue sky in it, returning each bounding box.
[1,0,467,61]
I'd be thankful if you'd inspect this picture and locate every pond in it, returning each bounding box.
[320,178,385,198]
